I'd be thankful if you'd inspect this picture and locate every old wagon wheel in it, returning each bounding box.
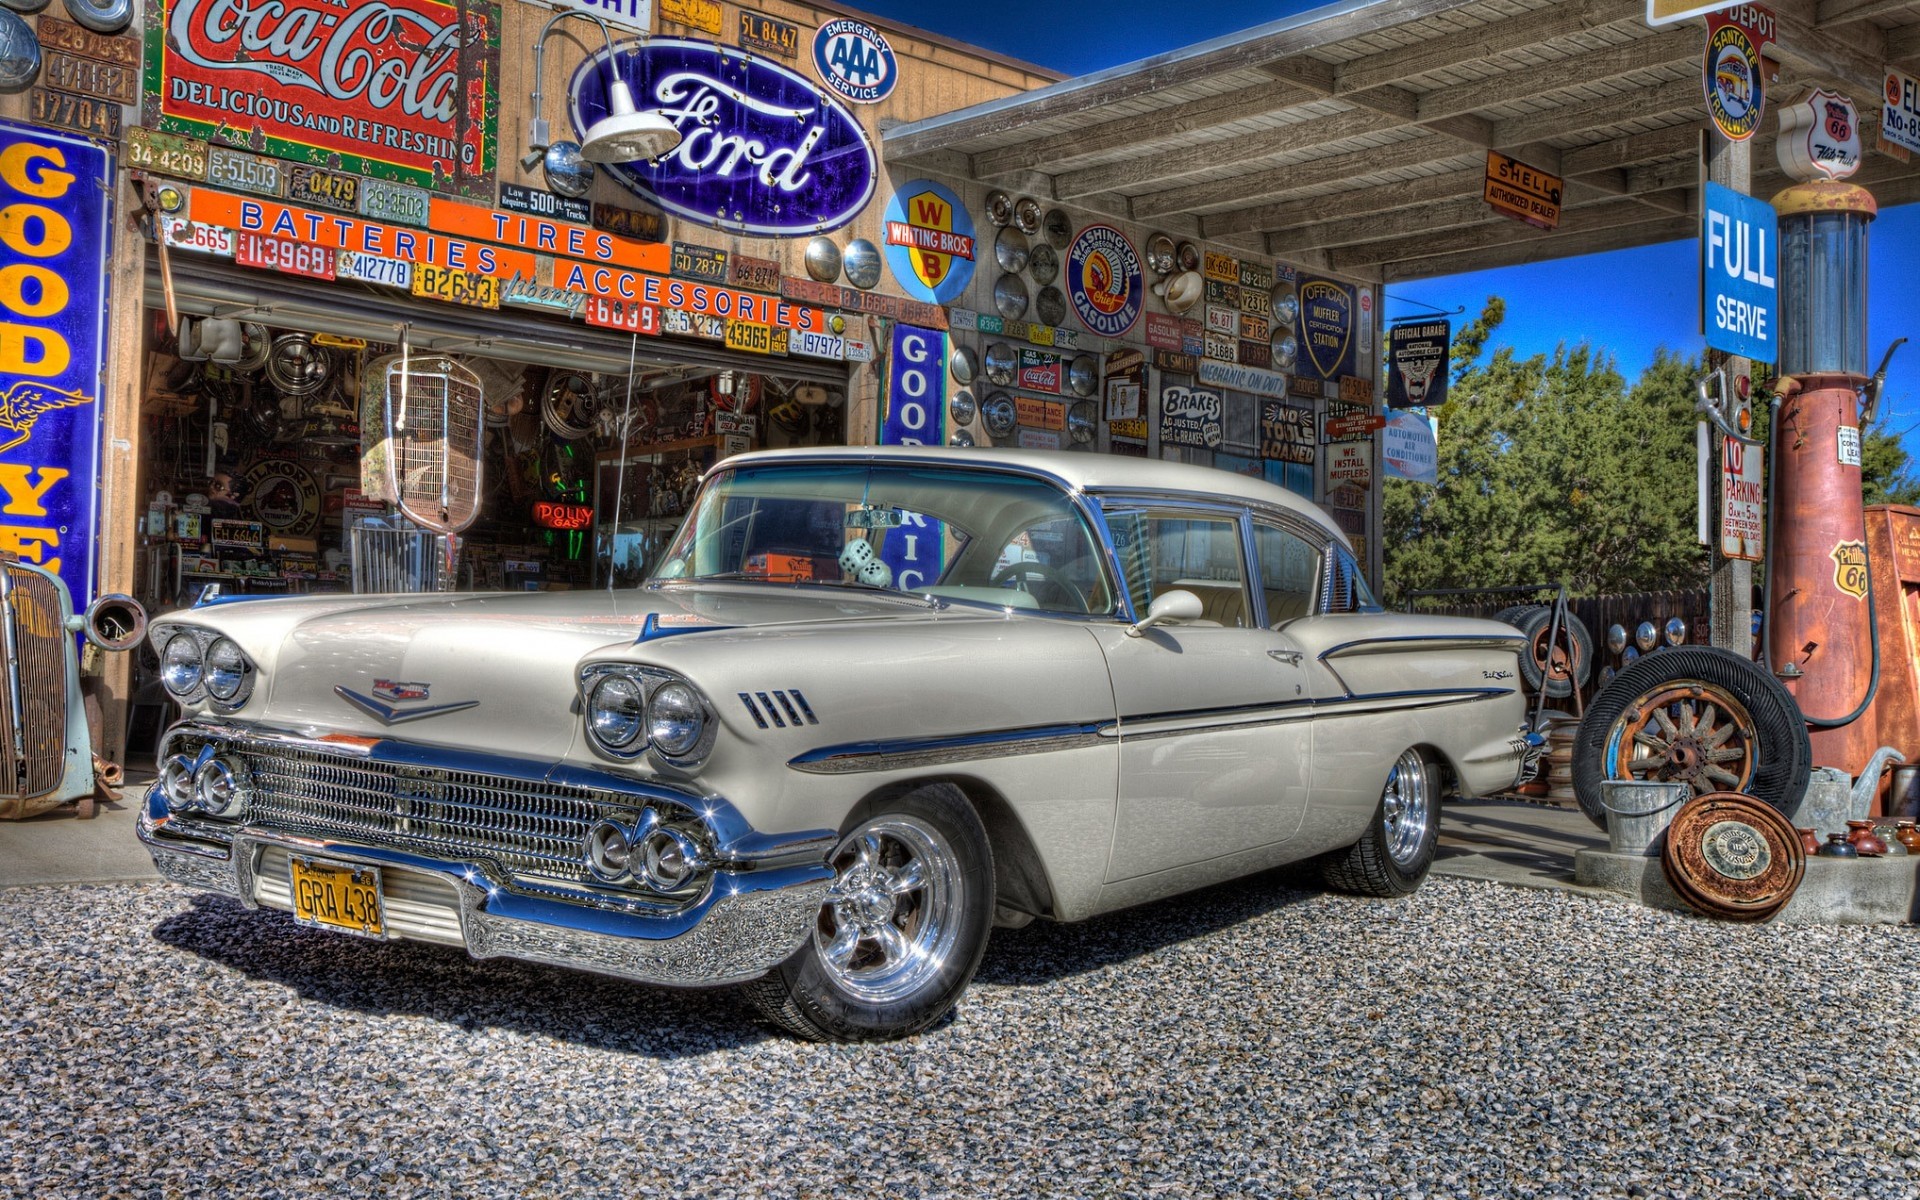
[1514,606,1592,699]
[1572,646,1809,829]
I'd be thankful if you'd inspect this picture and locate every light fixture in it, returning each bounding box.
[522,11,680,172]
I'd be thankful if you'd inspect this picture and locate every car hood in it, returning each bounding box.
[167,585,967,757]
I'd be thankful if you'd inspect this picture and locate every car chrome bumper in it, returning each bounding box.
[137,747,837,989]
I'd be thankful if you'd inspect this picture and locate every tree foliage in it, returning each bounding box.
[1382,298,1706,604]
[1861,418,1920,507]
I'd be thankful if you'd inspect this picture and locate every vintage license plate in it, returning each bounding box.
[662,307,724,340]
[411,263,500,309]
[358,177,430,227]
[236,231,335,280]
[163,216,235,257]
[45,51,136,103]
[207,147,284,197]
[583,295,659,333]
[336,250,413,289]
[723,319,775,354]
[289,857,386,939]
[287,164,360,213]
[36,16,139,68]
[126,127,208,180]
[498,182,590,225]
[29,87,118,139]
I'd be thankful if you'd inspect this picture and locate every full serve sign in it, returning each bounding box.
[1702,181,1776,362]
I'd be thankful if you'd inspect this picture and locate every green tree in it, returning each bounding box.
[1861,418,1920,506]
[1382,299,1707,604]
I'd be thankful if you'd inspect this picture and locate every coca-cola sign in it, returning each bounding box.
[142,0,499,197]
[569,39,876,237]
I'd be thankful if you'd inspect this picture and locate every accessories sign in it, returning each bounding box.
[569,39,877,237]
[143,0,501,198]
[0,119,111,606]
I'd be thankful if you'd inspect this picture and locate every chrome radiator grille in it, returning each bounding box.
[1,565,68,800]
[236,745,601,884]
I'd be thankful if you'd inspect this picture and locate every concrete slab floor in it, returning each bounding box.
[1434,796,1607,893]
[0,782,160,889]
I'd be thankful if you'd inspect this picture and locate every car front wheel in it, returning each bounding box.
[743,783,995,1041]
[1322,748,1439,898]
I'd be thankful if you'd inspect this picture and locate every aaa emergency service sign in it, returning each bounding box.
[142,0,501,197]
[0,120,111,607]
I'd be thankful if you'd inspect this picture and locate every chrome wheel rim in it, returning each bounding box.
[815,816,962,1004]
[1382,749,1431,869]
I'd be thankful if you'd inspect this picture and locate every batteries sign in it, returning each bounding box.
[1701,181,1776,361]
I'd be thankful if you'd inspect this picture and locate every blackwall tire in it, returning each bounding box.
[742,783,995,1042]
[1515,606,1593,698]
[1322,749,1439,899]
[1571,646,1809,829]
[1493,604,1538,628]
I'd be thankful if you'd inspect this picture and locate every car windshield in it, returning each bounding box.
[650,461,1119,616]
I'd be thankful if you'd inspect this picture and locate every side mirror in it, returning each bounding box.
[1127,589,1203,637]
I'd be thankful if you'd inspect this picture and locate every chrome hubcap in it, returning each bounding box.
[1382,749,1431,869]
[815,816,961,1004]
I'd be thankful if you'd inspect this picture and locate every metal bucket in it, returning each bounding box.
[1892,765,1920,821]
[1599,780,1691,855]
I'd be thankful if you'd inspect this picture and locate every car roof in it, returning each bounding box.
[712,445,1344,541]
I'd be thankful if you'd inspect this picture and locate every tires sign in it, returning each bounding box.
[812,19,897,104]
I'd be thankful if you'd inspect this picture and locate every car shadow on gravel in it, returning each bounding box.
[151,894,771,1058]
[975,863,1326,987]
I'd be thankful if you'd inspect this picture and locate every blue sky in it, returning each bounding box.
[853,0,1920,454]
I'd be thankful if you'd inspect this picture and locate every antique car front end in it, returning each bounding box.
[136,595,839,988]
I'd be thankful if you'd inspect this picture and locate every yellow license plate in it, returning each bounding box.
[411,263,501,309]
[289,857,386,939]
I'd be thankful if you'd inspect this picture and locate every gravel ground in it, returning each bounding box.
[2,872,1916,1200]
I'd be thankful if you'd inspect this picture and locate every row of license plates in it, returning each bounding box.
[166,219,501,309]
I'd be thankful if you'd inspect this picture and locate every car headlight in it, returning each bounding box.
[204,637,251,703]
[161,634,203,696]
[586,674,647,752]
[647,681,706,759]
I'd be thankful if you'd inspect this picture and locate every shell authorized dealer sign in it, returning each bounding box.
[142,0,500,197]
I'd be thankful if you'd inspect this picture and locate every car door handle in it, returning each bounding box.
[1268,649,1303,666]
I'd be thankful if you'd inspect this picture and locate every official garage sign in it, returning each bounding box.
[812,18,897,105]
[883,180,975,304]
[570,39,877,236]
[142,0,501,198]
[1066,224,1143,338]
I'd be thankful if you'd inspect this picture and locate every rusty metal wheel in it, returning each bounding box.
[1573,646,1809,829]
[1514,606,1592,698]
[1660,791,1806,921]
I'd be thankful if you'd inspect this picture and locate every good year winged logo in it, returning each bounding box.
[0,382,93,454]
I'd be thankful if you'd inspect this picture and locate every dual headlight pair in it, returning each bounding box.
[585,810,705,893]
[160,750,251,820]
[580,666,713,766]
[158,628,256,708]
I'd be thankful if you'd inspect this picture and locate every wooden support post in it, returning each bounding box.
[1706,133,1753,656]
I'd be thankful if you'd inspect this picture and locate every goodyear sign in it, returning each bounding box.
[0,120,110,607]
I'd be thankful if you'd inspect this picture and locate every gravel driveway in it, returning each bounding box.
[3,872,1915,1199]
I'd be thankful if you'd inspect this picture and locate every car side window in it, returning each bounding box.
[1106,509,1252,628]
[1322,544,1382,614]
[1253,521,1320,627]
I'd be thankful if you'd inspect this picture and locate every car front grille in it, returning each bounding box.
[1,564,69,801]
[234,744,601,885]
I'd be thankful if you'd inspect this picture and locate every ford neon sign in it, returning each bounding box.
[568,39,877,237]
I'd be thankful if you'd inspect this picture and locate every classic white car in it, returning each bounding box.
[139,447,1530,1040]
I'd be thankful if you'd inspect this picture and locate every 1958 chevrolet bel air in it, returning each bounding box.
[140,447,1530,1040]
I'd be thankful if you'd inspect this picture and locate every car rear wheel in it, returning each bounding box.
[1322,748,1439,898]
[742,783,995,1041]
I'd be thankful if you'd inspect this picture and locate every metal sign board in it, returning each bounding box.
[883,324,943,447]
[145,0,502,198]
[1387,321,1450,409]
[1776,88,1861,181]
[1885,69,1920,156]
[499,182,590,226]
[1701,181,1777,361]
[1646,1,1743,24]
[739,10,799,57]
[1160,386,1223,450]
[520,0,654,36]
[1484,150,1562,230]
[1703,7,1773,143]
[1259,401,1315,465]
[1720,434,1763,561]
[813,18,898,105]
[1382,411,1439,484]
[0,119,112,607]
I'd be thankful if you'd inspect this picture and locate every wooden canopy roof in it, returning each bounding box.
[882,0,1920,282]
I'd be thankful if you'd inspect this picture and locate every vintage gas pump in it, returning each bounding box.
[1764,179,1882,776]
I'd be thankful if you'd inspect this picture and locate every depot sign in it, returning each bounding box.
[1702,181,1776,361]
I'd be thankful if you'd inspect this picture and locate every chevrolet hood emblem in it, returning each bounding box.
[334,686,479,726]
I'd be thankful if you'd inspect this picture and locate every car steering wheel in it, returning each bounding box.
[988,560,1089,610]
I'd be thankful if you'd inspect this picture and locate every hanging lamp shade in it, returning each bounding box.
[580,80,681,163]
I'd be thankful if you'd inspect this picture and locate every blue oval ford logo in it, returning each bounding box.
[569,39,878,237]
[812,18,898,105]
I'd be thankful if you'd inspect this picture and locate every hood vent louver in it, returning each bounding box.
[740,690,817,729]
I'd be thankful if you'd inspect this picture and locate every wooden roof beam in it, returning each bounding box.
[1201,167,1485,238]
[1492,76,1702,149]
[1890,26,1920,62]
[968,78,1318,179]
[1560,124,1700,176]
[1329,192,1694,271]
[1769,3,1888,95]
[1813,0,1914,26]
[1053,104,1405,199]
[1128,133,1468,219]
[1267,178,1693,255]
[1334,0,1643,93]
[1380,214,1696,282]
[1414,29,1698,123]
